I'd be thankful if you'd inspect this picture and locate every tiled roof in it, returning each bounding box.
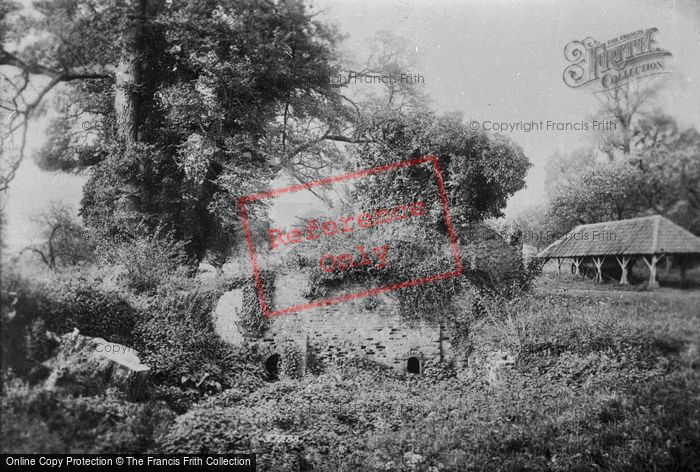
[537,215,700,258]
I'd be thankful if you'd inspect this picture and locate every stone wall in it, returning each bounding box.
[256,291,451,375]
[212,222,522,376]
[213,279,452,375]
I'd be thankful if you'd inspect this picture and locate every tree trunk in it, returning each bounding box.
[115,0,148,146]
[115,0,148,212]
[616,256,631,285]
[643,254,664,289]
[572,257,582,276]
[592,256,605,283]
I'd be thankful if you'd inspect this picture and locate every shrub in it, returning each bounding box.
[297,226,525,329]
[157,406,252,454]
[1,269,136,375]
[95,226,191,294]
[1,377,175,453]
[133,283,265,403]
[47,280,136,345]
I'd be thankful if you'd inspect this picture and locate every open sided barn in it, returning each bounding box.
[537,215,700,288]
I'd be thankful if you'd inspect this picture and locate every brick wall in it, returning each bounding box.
[214,222,521,375]
[257,290,452,374]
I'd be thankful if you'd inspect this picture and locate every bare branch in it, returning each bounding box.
[0,48,114,191]
[19,246,50,267]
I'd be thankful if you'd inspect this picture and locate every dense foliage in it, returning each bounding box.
[1,271,136,375]
[352,111,531,227]
[1,383,174,454]
[2,0,348,261]
[1,229,265,411]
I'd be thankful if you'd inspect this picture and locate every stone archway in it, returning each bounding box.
[406,356,421,374]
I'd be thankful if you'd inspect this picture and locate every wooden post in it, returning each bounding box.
[556,258,563,276]
[642,254,664,289]
[615,255,631,285]
[592,256,605,283]
[572,257,582,276]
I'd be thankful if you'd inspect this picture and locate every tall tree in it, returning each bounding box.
[594,80,661,160]
[21,202,92,269]
[352,110,531,229]
[546,78,700,236]
[543,147,597,197]
[1,0,353,262]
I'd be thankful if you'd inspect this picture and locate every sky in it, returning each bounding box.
[314,0,700,198]
[3,0,699,251]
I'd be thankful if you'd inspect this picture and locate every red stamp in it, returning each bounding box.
[238,154,462,318]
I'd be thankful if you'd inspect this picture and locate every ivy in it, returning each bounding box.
[237,270,276,339]
[280,342,302,379]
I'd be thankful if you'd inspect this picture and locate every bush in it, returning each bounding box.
[157,405,253,454]
[47,281,136,345]
[1,269,136,375]
[95,226,191,294]
[133,283,264,403]
[1,377,175,453]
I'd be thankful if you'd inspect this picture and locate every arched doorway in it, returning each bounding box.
[406,357,421,374]
[265,354,280,381]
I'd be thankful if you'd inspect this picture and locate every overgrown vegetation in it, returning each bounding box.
[1,382,175,454]
[236,270,276,339]
[153,289,699,471]
[1,229,265,413]
[1,270,136,375]
[3,254,698,471]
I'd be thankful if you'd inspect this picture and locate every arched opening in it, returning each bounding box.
[264,354,280,381]
[406,357,421,374]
